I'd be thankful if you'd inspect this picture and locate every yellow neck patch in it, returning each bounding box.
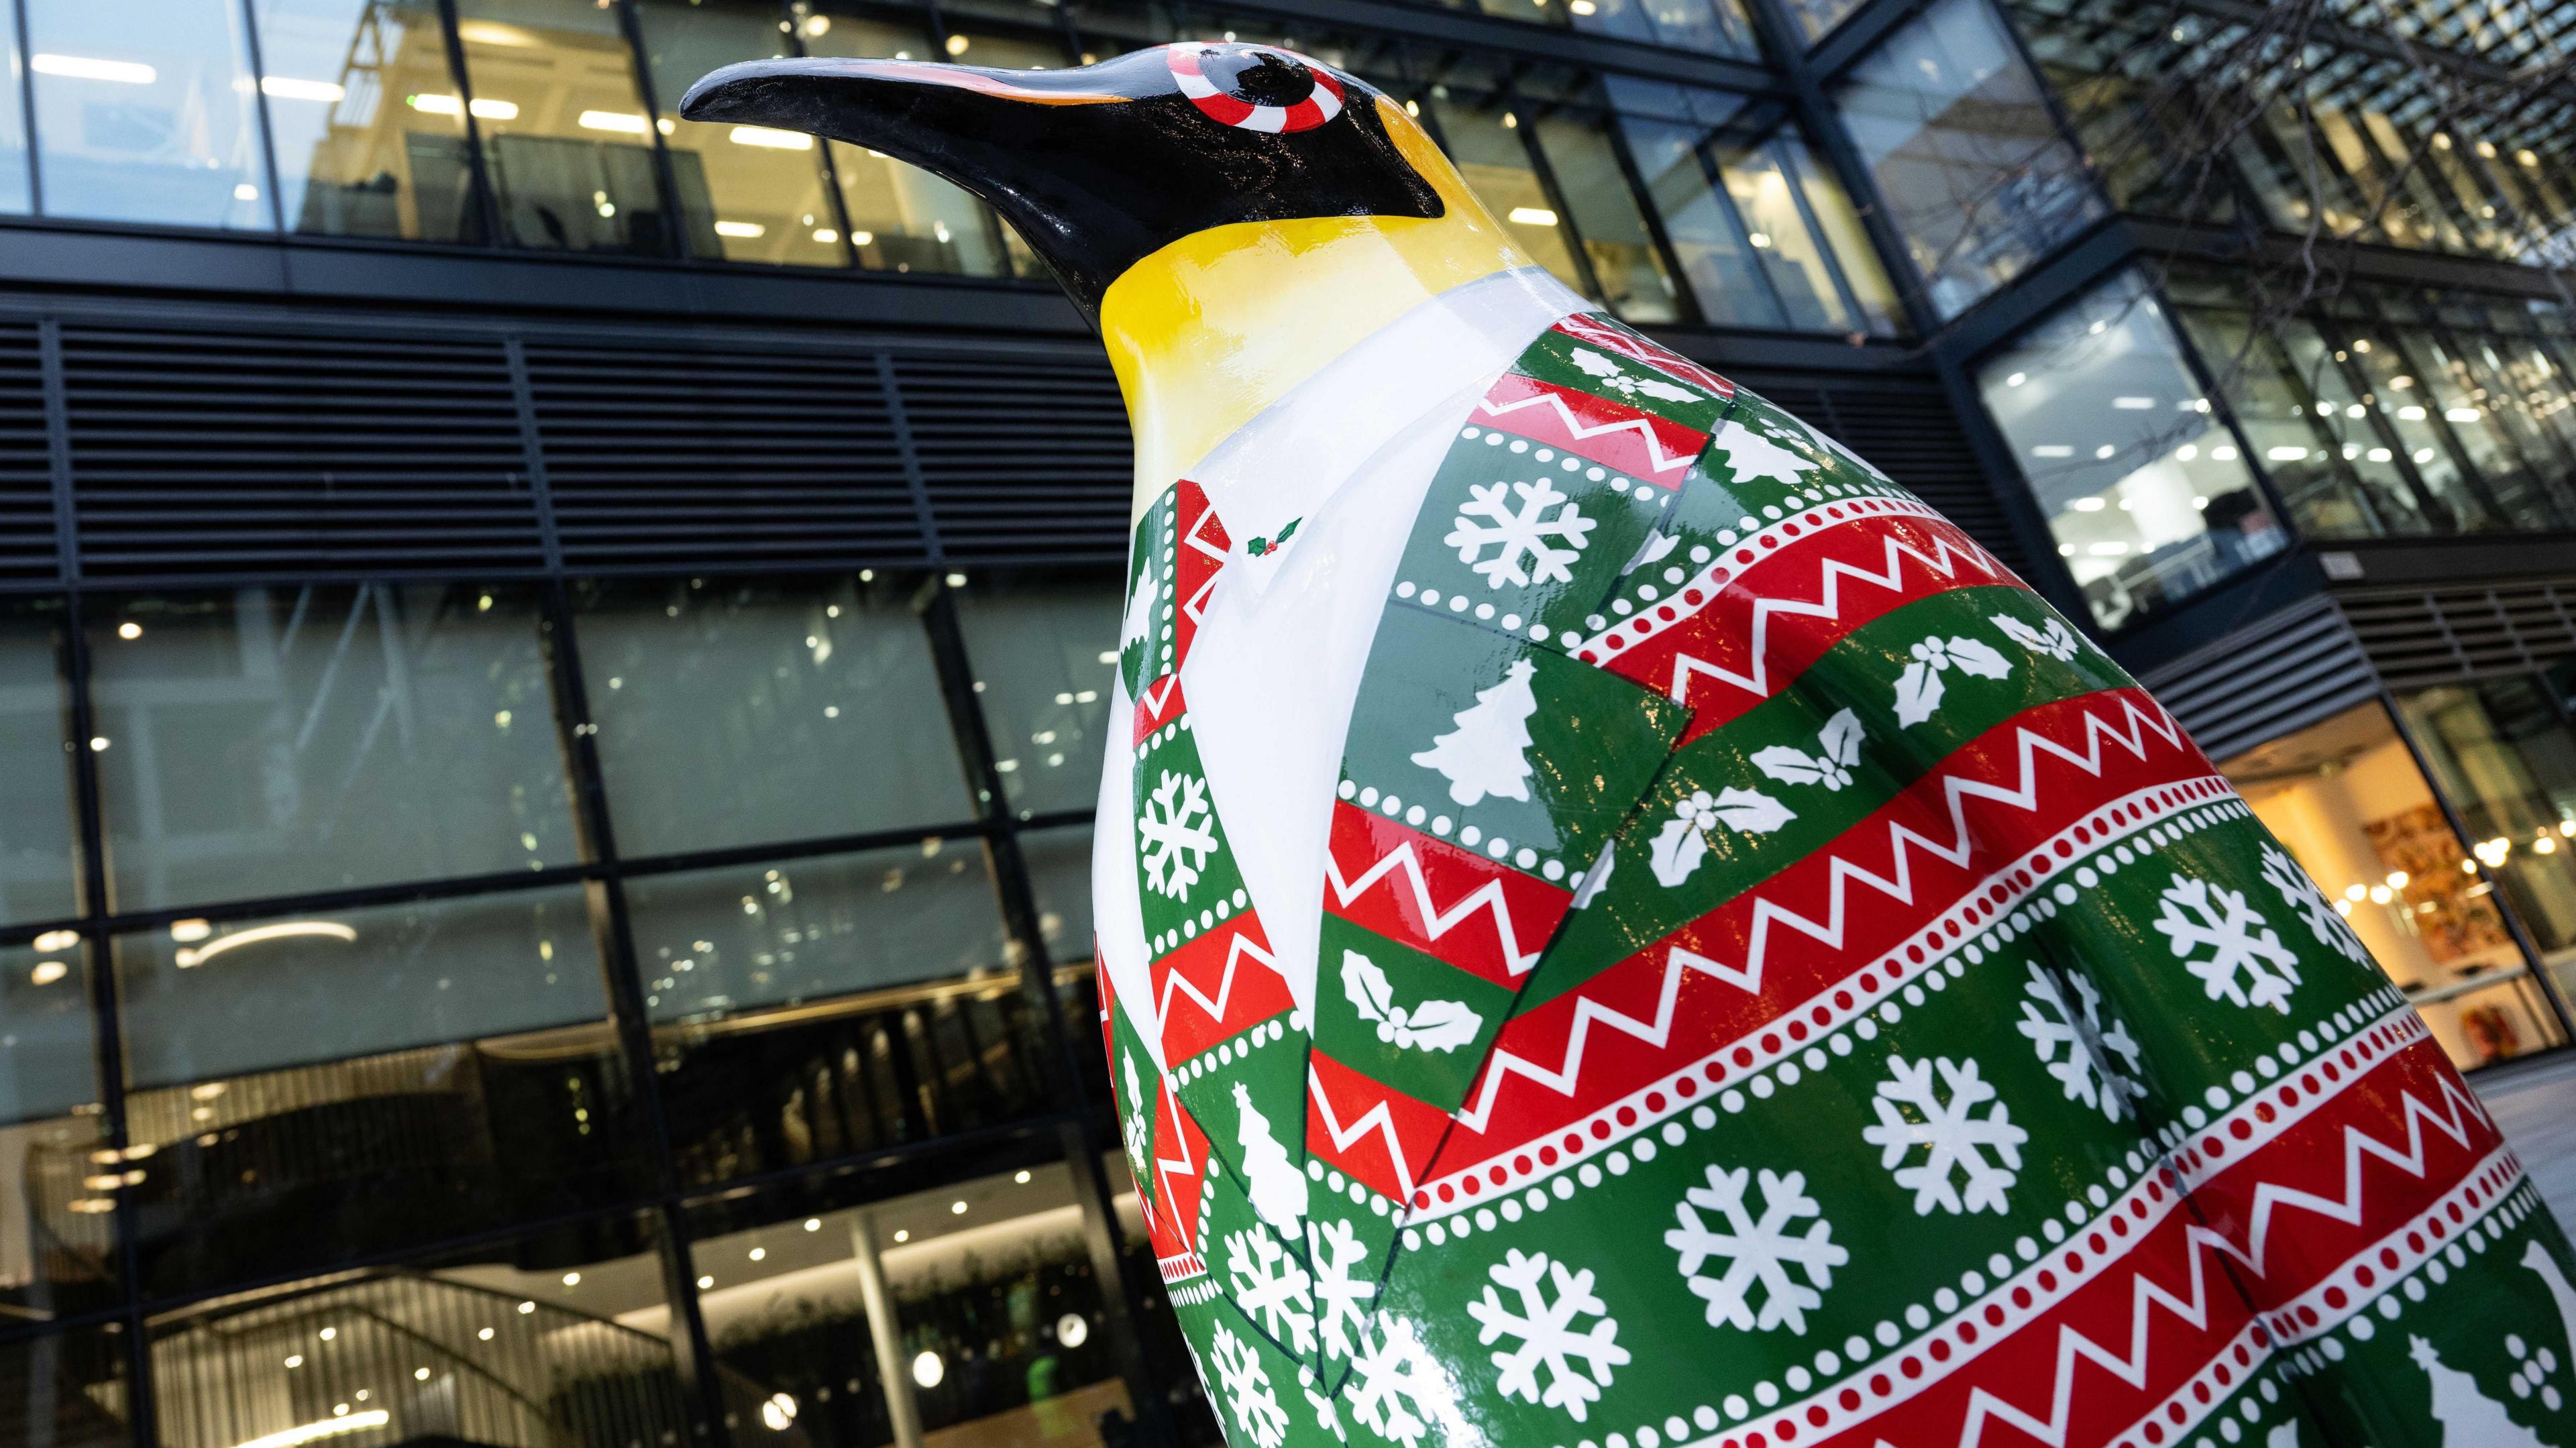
[1097,95,1531,521]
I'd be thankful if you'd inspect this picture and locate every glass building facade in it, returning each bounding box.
[2,0,2576,1441]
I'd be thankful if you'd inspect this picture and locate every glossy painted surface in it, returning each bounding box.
[693,44,2576,1447]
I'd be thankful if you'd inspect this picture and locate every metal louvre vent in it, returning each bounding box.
[526,343,924,572]
[2341,582,2576,691]
[899,352,1132,563]
[59,326,539,579]
[1740,374,2030,577]
[2137,595,2380,763]
[0,325,56,581]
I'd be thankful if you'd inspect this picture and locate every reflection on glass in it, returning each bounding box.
[1564,0,1756,56]
[0,13,30,213]
[952,576,1120,820]
[1976,272,2286,630]
[2227,702,2563,1070]
[2400,676,2576,1006]
[802,11,1012,276]
[250,0,484,241]
[2387,321,2576,531]
[113,890,643,1296]
[0,600,77,926]
[24,0,270,228]
[635,0,849,268]
[147,1217,711,1448]
[1780,0,1868,41]
[451,0,693,257]
[0,1327,125,1448]
[1019,822,1096,965]
[0,941,116,1323]
[1526,107,1682,324]
[88,586,578,911]
[576,575,971,857]
[2171,308,2427,541]
[1424,83,1586,298]
[1833,0,2104,317]
[2334,321,2499,531]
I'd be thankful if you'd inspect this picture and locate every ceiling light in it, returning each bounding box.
[580,110,650,135]
[261,76,345,102]
[945,34,971,54]
[731,125,813,150]
[176,920,357,968]
[912,1351,945,1388]
[892,1230,910,1243]
[30,960,66,985]
[951,1200,968,1215]
[33,928,76,952]
[2267,447,2307,461]
[224,1411,388,1448]
[32,54,155,85]
[1507,206,1558,227]
[714,220,766,239]
[1015,1170,1032,1184]
[470,98,516,120]
[2110,396,2153,409]
[2031,444,2074,457]
[2445,407,2481,422]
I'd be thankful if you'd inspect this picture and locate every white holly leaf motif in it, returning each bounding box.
[1894,635,2015,727]
[1632,376,1699,403]
[1990,612,2082,662]
[1648,814,1707,889]
[1566,347,1623,383]
[1648,788,1790,887]
[1752,708,1864,790]
[1339,950,1485,1052]
[1709,787,1793,831]
[1945,636,2013,679]
[1892,659,1944,729]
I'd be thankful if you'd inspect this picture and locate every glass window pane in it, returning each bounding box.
[1717,138,1857,334]
[1527,106,1682,325]
[2398,679,2576,1001]
[951,574,1120,820]
[251,0,482,242]
[25,0,271,228]
[2394,322,2576,530]
[802,11,1014,277]
[1975,272,2287,630]
[0,1327,126,1448]
[1833,0,2105,317]
[1567,0,1757,58]
[148,1215,703,1448]
[0,14,30,213]
[1778,133,1902,334]
[1616,107,1785,331]
[1019,822,1095,966]
[1423,78,1587,297]
[635,0,851,268]
[0,601,78,927]
[2337,323,2499,530]
[2172,308,2406,541]
[451,0,680,257]
[1782,0,1868,42]
[87,586,579,911]
[576,575,972,856]
[0,941,117,1323]
[2224,701,2564,1072]
[114,890,649,1296]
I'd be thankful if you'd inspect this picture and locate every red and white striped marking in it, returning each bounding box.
[1167,44,1344,133]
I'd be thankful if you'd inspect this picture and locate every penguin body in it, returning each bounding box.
[687,46,2576,1448]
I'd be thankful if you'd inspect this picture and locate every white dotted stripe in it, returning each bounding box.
[2263,1144,2527,1349]
[2165,993,2425,1194]
[1411,775,2237,1217]
[2100,1323,2282,1448]
[1335,775,1570,882]
[1161,1254,1212,1289]
[2277,1179,2550,1384]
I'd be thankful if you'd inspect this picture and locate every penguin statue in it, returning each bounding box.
[685,46,2576,1448]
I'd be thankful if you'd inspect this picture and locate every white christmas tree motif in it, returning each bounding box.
[1468,1248,1630,1423]
[1664,1164,1848,1336]
[1121,557,1160,653]
[1709,419,1819,486]
[1233,1080,1311,1234]
[1307,1217,1379,1361]
[2412,1335,2555,1446]
[1341,950,1484,1052]
[1566,346,1701,403]
[1752,709,1865,791]
[1862,1056,2028,1216]
[1226,1227,1318,1355]
[1444,478,1597,590]
[1990,612,2082,662]
[1210,1324,1291,1448]
[2014,962,2147,1121]
[1411,659,1538,807]
[2260,842,2367,963]
[1648,787,1794,888]
[1345,1317,1458,1447]
[1138,769,1217,898]
[1892,634,2015,727]
[1120,1049,1152,1180]
[2153,873,2304,1013]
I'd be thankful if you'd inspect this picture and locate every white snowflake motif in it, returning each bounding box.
[1862,1056,2028,1216]
[1468,1248,1629,1423]
[1210,1325,1291,1448]
[2014,962,2146,1121]
[2261,843,2366,963]
[1444,478,1597,590]
[2153,872,2304,1013]
[1664,1164,1847,1336]
[1138,769,1217,899]
[1344,1317,1457,1447]
[1307,1217,1380,1361]
[1990,612,2082,662]
[1226,1228,1317,1355]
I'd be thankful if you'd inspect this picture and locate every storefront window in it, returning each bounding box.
[2226,702,2565,1070]
[1975,271,2286,630]
[251,0,483,243]
[23,0,270,229]
[2399,675,2576,1007]
[634,0,851,268]
[1833,0,2105,317]
[450,0,688,257]
[0,940,115,1322]
[87,586,580,911]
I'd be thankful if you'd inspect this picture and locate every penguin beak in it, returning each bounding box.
[677,56,1132,143]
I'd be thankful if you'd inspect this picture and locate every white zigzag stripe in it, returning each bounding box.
[1448,697,2182,1134]
[1307,1066,1419,1198]
[1181,506,1226,627]
[1476,390,1696,475]
[1155,928,1280,1036]
[1658,530,2002,707]
[1326,839,1546,976]
[1951,1076,2494,1448]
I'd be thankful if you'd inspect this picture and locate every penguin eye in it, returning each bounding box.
[1165,44,1346,133]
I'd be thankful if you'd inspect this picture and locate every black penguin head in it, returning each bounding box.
[679,44,1446,317]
